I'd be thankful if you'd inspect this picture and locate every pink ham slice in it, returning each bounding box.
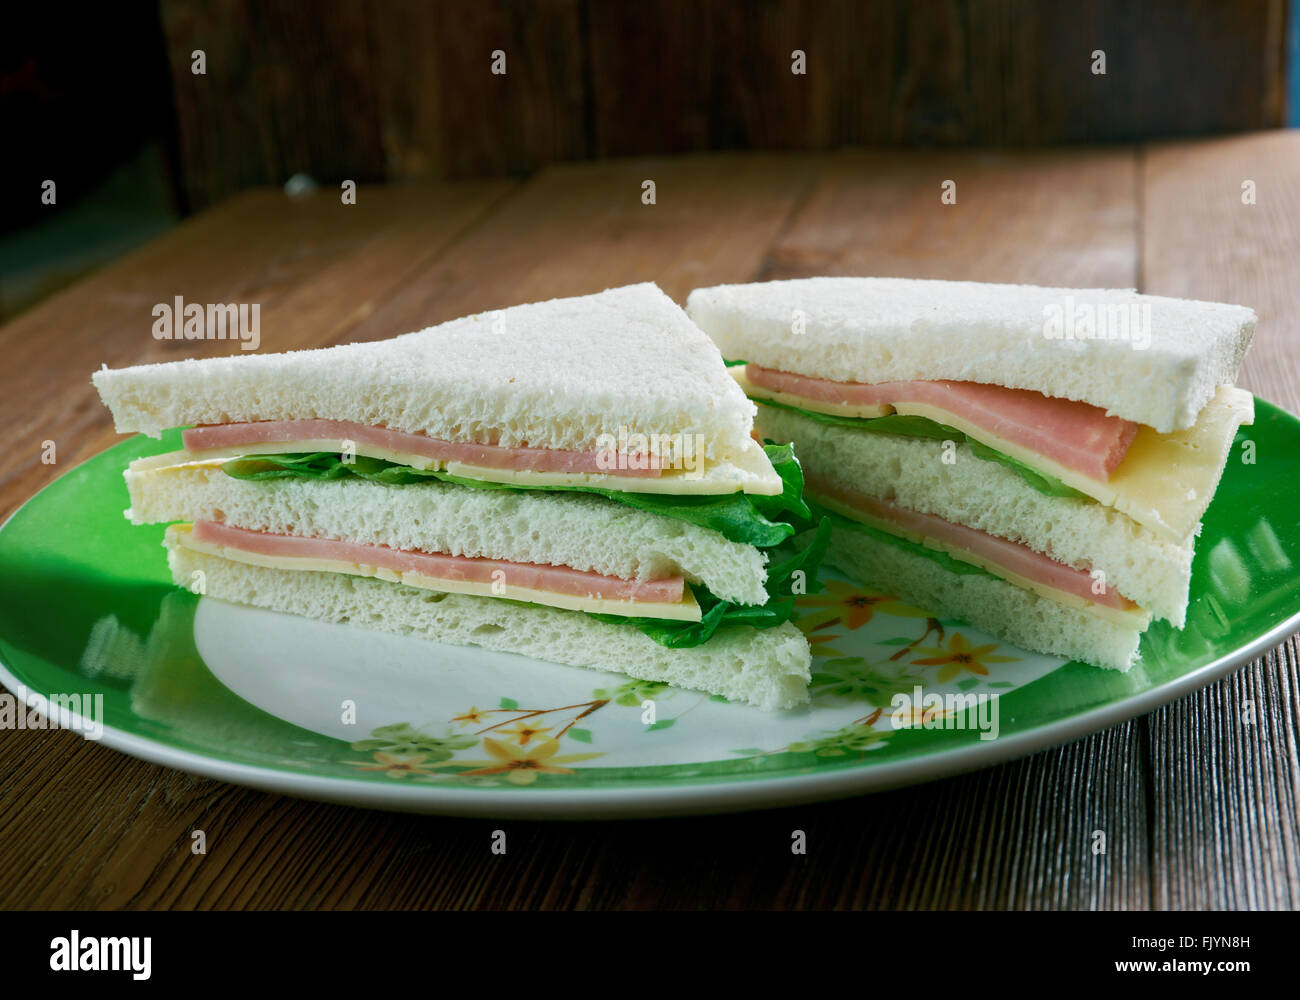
[747,364,1139,481]
[807,475,1137,610]
[191,520,686,604]
[183,419,663,478]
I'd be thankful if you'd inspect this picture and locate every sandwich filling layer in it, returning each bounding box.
[179,421,786,497]
[173,521,701,620]
[739,363,1254,543]
[184,420,665,477]
[744,365,1138,479]
[805,474,1150,628]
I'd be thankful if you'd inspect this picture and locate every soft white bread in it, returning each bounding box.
[822,523,1142,671]
[167,542,812,711]
[127,457,770,606]
[687,277,1255,432]
[94,283,758,464]
[756,404,1192,626]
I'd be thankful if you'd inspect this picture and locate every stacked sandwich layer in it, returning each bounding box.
[687,276,1257,671]
[94,283,824,710]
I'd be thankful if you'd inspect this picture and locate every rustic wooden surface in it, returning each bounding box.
[154,0,1289,210]
[1,134,1298,909]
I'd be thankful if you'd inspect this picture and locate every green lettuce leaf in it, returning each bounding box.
[964,440,1086,498]
[754,397,959,438]
[753,398,1087,499]
[221,444,810,549]
[815,504,997,579]
[588,517,833,647]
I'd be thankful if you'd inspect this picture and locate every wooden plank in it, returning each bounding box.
[587,1,855,155]
[159,0,390,211]
[342,152,826,339]
[160,0,587,208]
[1141,131,1300,415]
[1141,131,1300,909]
[353,723,1150,909]
[423,0,588,178]
[764,147,1138,286]
[1129,0,1289,137]
[583,0,1288,156]
[366,0,591,180]
[0,180,514,524]
[0,720,1149,908]
[1146,638,1300,909]
[153,1,1286,207]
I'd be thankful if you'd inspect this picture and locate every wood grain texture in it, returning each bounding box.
[1141,131,1300,420]
[161,0,588,209]
[338,152,824,337]
[153,0,1288,209]
[0,720,1149,909]
[158,0,390,212]
[762,147,1138,285]
[1145,638,1300,909]
[1140,131,1300,909]
[1,138,1297,910]
[591,0,1289,151]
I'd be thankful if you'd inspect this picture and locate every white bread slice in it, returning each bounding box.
[821,522,1142,672]
[687,277,1255,432]
[126,457,771,606]
[94,282,760,469]
[167,542,812,711]
[756,404,1193,626]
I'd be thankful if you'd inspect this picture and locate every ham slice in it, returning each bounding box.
[182,419,663,478]
[191,520,686,603]
[747,365,1139,481]
[807,475,1137,610]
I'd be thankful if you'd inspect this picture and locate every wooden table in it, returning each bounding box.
[2,134,1298,909]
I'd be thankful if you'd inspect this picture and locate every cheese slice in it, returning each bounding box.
[735,360,1252,542]
[813,494,1153,630]
[167,523,704,621]
[894,386,1253,543]
[730,365,893,418]
[153,434,782,496]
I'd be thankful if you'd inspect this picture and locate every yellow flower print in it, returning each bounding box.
[892,704,957,727]
[451,706,489,726]
[494,720,555,746]
[796,580,931,631]
[347,752,443,779]
[911,633,1018,682]
[455,738,603,785]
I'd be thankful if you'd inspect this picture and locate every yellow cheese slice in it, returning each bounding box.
[894,386,1253,543]
[734,359,1252,543]
[158,433,782,496]
[167,523,703,622]
[730,365,893,418]
[813,493,1153,630]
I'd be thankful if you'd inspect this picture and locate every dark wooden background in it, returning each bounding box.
[151,0,1290,209]
[4,0,1289,223]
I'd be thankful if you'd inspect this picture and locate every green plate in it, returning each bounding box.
[2,400,1298,818]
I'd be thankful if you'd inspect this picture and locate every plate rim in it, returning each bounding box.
[2,408,1298,819]
[1,608,1297,818]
